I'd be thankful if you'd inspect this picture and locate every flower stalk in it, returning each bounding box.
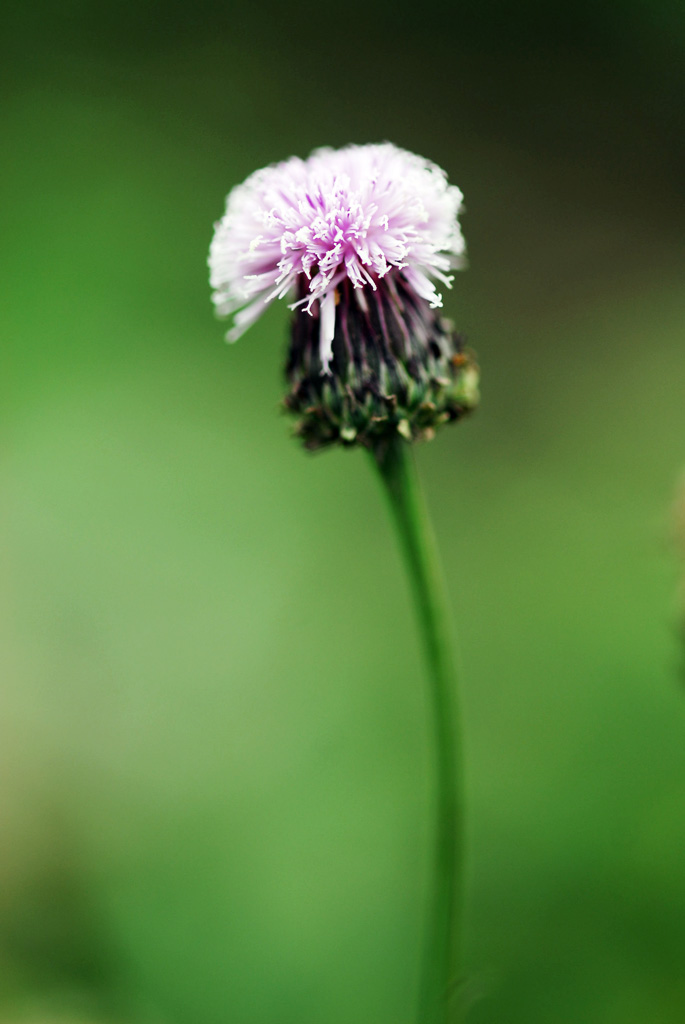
[371,435,464,1024]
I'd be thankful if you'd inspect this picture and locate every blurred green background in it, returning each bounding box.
[3,1,685,1022]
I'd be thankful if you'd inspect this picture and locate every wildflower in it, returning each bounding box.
[208,146,481,1019]
[209,143,479,449]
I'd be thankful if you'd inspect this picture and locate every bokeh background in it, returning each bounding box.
[3,2,685,1022]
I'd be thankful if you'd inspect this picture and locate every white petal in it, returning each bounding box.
[319,290,336,374]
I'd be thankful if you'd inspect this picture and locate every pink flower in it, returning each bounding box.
[209,143,466,373]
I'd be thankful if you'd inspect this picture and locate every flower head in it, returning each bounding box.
[209,143,478,449]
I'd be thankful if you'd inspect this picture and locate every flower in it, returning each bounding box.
[210,143,465,369]
[209,142,479,449]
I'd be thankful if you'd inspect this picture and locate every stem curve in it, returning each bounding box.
[371,436,464,1024]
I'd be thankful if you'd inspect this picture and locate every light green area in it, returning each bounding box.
[3,7,685,1023]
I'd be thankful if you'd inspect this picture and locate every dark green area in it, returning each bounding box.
[3,2,685,1021]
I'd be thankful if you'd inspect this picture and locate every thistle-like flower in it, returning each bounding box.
[209,143,479,449]
[209,144,479,1022]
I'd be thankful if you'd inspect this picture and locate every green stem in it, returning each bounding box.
[371,435,464,1024]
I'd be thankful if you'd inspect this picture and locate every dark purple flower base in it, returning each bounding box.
[284,273,479,450]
